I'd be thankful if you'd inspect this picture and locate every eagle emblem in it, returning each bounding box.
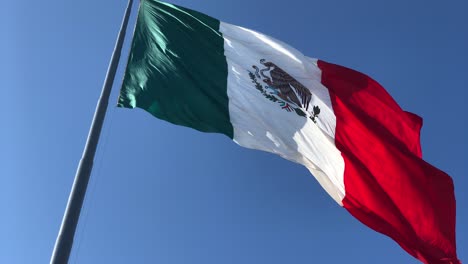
[249,59,321,123]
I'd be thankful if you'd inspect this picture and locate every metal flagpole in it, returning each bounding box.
[50,0,134,263]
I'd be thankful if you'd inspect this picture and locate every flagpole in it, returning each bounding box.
[50,0,134,263]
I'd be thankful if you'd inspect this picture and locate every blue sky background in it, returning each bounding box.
[1,0,466,263]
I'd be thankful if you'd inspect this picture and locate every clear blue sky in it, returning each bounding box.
[1,0,466,263]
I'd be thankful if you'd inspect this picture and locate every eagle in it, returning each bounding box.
[253,59,312,110]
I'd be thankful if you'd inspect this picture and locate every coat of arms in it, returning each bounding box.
[248,59,321,123]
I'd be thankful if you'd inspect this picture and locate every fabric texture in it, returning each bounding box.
[118,1,459,263]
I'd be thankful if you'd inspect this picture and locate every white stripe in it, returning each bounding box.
[220,22,345,204]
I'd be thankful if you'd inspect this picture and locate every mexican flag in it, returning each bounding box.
[118,1,459,263]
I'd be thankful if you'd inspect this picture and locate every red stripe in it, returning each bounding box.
[318,60,459,264]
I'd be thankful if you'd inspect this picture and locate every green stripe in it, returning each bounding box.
[118,0,233,138]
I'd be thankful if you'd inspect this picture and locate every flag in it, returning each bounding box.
[118,1,459,263]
